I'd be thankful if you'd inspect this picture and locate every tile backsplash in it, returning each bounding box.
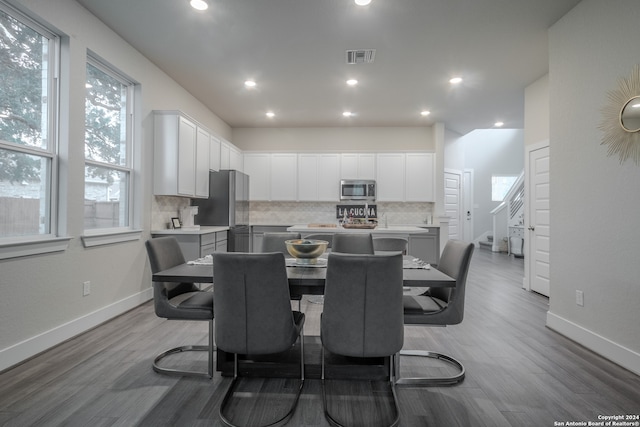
[152,197,435,230]
[249,201,434,226]
[152,196,191,230]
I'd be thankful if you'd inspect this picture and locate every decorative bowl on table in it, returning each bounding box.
[285,239,329,265]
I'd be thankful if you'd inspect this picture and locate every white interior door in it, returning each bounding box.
[463,169,474,242]
[444,169,462,240]
[526,145,550,297]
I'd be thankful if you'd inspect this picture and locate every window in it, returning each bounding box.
[491,175,518,202]
[84,57,134,232]
[0,3,58,240]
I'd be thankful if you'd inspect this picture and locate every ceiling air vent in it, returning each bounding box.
[346,49,376,64]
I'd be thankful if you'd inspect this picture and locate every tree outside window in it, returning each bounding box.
[0,5,57,239]
[84,59,134,230]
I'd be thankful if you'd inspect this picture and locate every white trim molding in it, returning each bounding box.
[547,311,640,376]
[0,236,72,260]
[0,288,153,373]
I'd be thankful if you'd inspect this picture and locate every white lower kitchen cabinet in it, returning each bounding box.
[151,228,228,261]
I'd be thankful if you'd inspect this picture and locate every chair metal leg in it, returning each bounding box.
[219,330,305,427]
[395,349,465,387]
[152,319,214,379]
[322,352,400,427]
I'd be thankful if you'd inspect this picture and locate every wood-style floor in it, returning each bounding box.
[1,249,639,426]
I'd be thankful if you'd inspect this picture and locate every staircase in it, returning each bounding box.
[479,235,493,251]
[482,171,525,253]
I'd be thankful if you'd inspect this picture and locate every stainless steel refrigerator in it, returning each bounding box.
[192,170,250,252]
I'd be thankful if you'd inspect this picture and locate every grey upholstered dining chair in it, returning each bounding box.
[373,237,408,254]
[396,239,474,386]
[261,231,301,254]
[261,232,302,309]
[145,237,214,378]
[304,233,334,249]
[213,252,306,427]
[331,232,374,254]
[321,252,404,427]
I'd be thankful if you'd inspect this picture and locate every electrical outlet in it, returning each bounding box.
[575,290,584,307]
[83,281,91,296]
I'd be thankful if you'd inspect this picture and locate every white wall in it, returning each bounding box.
[232,126,434,152]
[0,0,230,371]
[524,74,550,146]
[547,0,640,374]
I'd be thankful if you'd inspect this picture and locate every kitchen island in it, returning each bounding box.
[287,224,441,266]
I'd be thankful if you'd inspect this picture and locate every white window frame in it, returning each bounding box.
[81,53,141,247]
[491,175,519,202]
[0,1,70,260]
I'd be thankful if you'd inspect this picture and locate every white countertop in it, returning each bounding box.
[287,224,435,234]
[151,226,230,235]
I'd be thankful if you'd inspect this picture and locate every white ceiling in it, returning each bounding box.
[74,0,581,135]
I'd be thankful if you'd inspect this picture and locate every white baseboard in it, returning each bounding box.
[546,311,640,376]
[0,288,153,373]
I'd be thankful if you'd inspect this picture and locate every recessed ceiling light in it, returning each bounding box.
[343,111,353,117]
[355,0,372,5]
[420,110,431,117]
[449,77,463,84]
[346,79,358,86]
[244,80,256,88]
[266,111,275,118]
[494,121,504,127]
[190,0,208,11]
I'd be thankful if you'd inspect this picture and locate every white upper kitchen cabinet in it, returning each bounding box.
[209,134,221,171]
[220,140,231,170]
[376,153,405,202]
[317,154,341,200]
[405,153,435,202]
[243,153,270,201]
[229,144,243,172]
[219,139,243,172]
[195,127,211,198]
[297,154,319,201]
[153,111,209,198]
[297,153,340,201]
[270,153,297,201]
[340,153,375,180]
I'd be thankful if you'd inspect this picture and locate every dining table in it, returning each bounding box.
[151,254,456,379]
[152,255,456,294]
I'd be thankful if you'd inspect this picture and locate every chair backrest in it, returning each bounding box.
[261,232,301,254]
[373,237,408,254]
[213,252,299,355]
[429,239,474,324]
[331,233,374,254]
[322,253,404,358]
[304,233,334,249]
[145,237,200,316]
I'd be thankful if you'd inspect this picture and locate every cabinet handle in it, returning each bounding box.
[528,226,535,231]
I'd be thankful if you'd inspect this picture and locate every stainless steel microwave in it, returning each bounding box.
[340,179,376,201]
